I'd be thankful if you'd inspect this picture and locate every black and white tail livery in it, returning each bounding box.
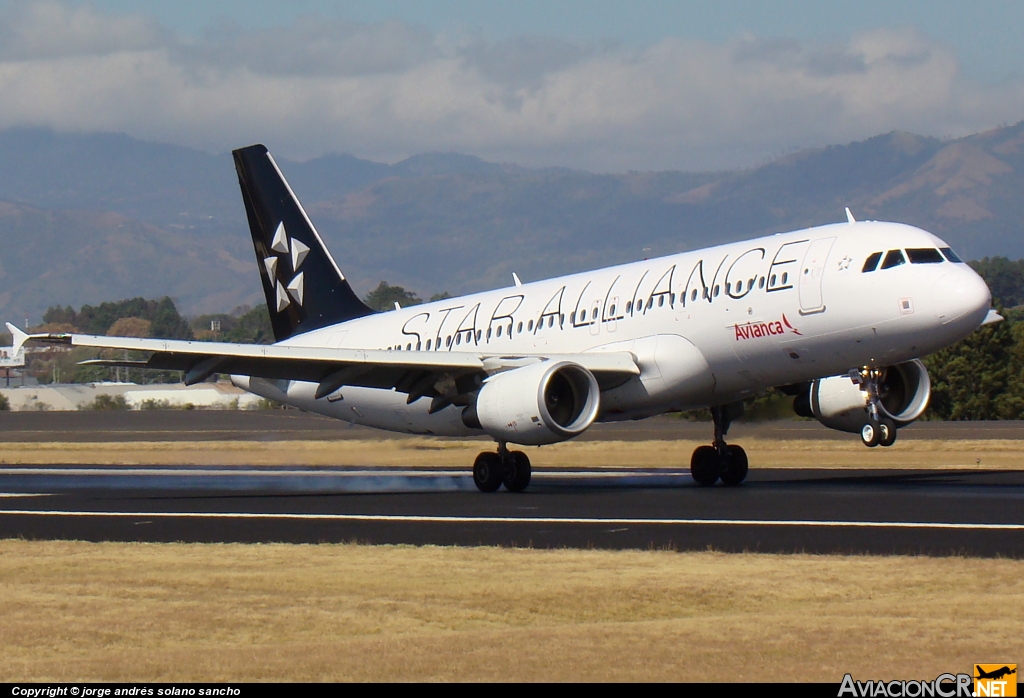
[233,144,376,341]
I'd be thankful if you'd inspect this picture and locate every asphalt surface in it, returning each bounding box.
[2,409,1024,442]
[2,465,1022,556]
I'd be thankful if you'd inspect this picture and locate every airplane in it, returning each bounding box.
[8,144,999,492]
[975,666,1016,681]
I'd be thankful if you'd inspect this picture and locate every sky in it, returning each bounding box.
[1,0,1023,171]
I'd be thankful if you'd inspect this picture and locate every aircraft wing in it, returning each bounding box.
[8,324,639,404]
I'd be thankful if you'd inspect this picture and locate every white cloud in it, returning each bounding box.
[0,1,1022,170]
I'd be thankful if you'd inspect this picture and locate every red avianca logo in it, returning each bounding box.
[733,314,801,341]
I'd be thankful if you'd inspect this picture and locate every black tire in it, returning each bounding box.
[860,420,881,448]
[690,445,722,486]
[503,451,532,492]
[879,418,897,447]
[473,452,504,492]
[720,444,749,486]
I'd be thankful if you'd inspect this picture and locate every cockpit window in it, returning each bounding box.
[862,252,883,272]
[880,249,906,270]
[906,248,944,264]
[940,247,964,263]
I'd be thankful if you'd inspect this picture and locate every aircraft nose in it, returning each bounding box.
[932,267,991,327]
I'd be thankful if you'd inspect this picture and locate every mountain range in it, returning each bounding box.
[1,121,1022,323]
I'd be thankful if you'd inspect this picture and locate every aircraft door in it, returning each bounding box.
[606,296,619,333]
[798,237,836,315]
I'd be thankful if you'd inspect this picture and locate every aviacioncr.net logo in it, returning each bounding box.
[838,673,973,697]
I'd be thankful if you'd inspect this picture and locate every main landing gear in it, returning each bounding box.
[853,368,898,448]
[690,403,748,487]
[473,443,532,493]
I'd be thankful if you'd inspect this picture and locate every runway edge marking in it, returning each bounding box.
[1,510,1023,530]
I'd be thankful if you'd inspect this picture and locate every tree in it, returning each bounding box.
[223,305,274,344]
[923,309,1024,420]
[970,257,1024,308]
[41,297,194,339]
[429,291,452,302]
[107,317,152,337]
[363,281,422,311]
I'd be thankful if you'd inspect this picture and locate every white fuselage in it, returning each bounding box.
[234,221,991,436]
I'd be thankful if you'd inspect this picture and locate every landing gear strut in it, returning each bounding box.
[473,442,532,493]
[853,368,899,448]
[690,403,748,486]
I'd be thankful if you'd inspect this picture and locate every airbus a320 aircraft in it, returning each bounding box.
[9,145,999,492]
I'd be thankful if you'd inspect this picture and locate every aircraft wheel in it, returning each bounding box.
[690,445,722,486]
[503,451,532,493]
[878,418,897,447]
[720,444,749,486]
[860,419,881,448]
[473,452,504,492]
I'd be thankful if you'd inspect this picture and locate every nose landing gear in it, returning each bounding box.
[853,368,899,448]
[690,403,748,486]
[473,442,532,493]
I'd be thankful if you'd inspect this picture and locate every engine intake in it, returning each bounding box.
[464,361,600,445]
[806,360,931,433]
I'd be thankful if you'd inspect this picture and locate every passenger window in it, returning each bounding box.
[517,322,523,334]
[906,248,944,264]
[691,289,698,301]
[486,328,491,341]
[880,250,906,270]
[862,252,882,272]
[548,316,554,328]
[476,330,482,342]
[528,320,534,331]
[758,277,765,289]
[455,334,461,345]
[658,295,664,307]
[496,326,502,338]
[940,247,964,263]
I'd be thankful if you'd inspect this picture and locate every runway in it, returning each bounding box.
[2,409,1024,442]
[2,464,1022,556]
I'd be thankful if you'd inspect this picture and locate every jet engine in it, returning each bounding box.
[463,360,600,445]
[798,360,931,434]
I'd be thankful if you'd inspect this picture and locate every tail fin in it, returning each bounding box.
[233,144,376,342]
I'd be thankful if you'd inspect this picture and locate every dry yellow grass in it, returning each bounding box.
[1,540,1021,682]
[0,437,1022,469]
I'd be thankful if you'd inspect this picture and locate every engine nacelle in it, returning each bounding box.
[465,361,600,445]
[807,360,931,434]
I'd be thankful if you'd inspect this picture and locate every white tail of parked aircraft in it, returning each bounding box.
[9,144,999,491]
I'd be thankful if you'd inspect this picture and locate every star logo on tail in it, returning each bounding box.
[263,222,310,311]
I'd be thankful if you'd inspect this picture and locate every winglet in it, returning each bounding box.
[982,309,1004,326]
[6,323,28,355]
[512,272,523,287]
[845,207,856,224]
